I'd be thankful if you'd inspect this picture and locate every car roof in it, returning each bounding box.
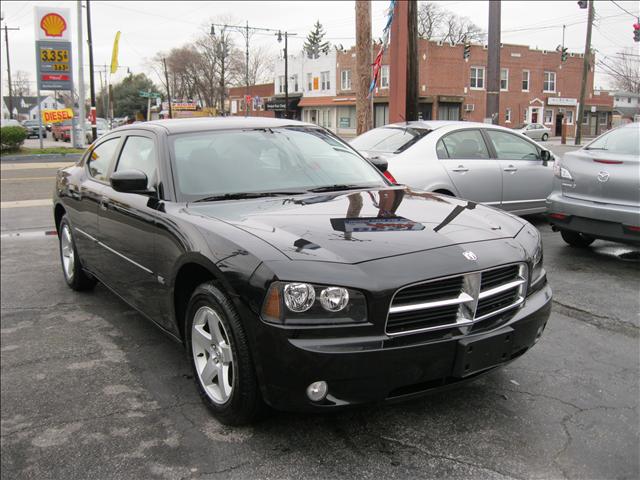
[379,120,522,133]
[110,116,316,135]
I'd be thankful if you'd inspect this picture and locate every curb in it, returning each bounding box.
[0,153,82,163]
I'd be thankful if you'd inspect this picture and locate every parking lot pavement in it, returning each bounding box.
[1,203,638,480]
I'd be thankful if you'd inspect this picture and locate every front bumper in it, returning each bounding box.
[546,192,640,245]
[252,283,552,412]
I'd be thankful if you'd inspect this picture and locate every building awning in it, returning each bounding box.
[265,97,300,112]
[298,96,340,107]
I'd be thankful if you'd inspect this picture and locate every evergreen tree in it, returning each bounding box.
[303,20,330,59]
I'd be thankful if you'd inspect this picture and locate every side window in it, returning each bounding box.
[87,138,120,181]
[486,130,540,160]
[116,136,157,188]
[441,130,489,159]
[436,139,449,159]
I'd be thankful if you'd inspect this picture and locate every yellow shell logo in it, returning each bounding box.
[40,13,67,37]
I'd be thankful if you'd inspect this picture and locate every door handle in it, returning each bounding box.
[503,166,518,172]
[452,166,469,172]
[100,195,110,211]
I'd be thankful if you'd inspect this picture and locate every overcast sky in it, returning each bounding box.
[1,0,638,97]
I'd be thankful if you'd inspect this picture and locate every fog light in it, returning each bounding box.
[319,287,349,312]
[306,381,328,402]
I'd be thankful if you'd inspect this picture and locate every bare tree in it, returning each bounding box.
[597,50,640,94]
[12,71,32,97]
[417,1,483,43]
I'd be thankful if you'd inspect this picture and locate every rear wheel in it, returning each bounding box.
[186,282,263,425]
[561,230,595,247]
[59,215,97,290]
[541,133,549,141]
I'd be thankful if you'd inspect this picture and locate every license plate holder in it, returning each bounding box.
[452,326,515,378]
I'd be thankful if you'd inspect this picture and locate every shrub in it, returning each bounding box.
[1,126,27,152]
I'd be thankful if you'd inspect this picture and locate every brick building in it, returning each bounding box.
[227,83,275,118]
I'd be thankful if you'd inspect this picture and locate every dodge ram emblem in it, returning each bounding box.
[463,251,478,261]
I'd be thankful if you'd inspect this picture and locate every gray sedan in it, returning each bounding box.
[515,123,551,141]
[350,121,555,215]
[546,122,640,246]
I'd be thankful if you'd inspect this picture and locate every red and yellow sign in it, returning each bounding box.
[42,108,74,124]
[40,13,67,38]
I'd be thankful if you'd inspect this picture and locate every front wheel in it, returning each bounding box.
[186,282,263,425]
[58,215,97,290]
[541,133,549,141]
[561,230,595,247]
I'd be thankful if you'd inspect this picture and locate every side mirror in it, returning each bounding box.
[540,149,551,166]
[110,169,150,194]
[366,154,388,173]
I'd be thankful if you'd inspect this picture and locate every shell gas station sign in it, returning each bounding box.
[34,7,73,91]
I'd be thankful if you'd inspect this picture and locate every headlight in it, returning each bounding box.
[529,235,545,294]
[553,162,573,180]
[262,282,367,325]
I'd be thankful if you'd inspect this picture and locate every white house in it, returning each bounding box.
[612,91,640,123]
[2,95,65,121]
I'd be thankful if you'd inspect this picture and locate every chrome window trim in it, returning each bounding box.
[385,263,528,337]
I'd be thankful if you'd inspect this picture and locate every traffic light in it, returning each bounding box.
[463,43,471,60]
[577,1,587,8]
[634,23,640,42]
[561,47,568,62]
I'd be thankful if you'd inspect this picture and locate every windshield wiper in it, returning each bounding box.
[193,191,306,202]
[307,184,378,193]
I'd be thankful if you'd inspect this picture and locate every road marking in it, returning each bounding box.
[0,229,57,239]
[0,162,73,171]
[0,199,52,209]
[0,176,54,182]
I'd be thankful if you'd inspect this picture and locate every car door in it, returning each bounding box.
[436,128,502,206]
[96,132,165,317]
[73,135,122,271]
[484,129,553,213]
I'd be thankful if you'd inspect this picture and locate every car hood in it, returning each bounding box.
[186,187,525,264]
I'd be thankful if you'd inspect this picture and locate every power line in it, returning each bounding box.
[609,0,639,19]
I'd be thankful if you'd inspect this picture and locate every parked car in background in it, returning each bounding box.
[350,121,555,215]
[84,118,109,143]
[547,122,640,246]
[52,120,73,142]
[514,123,551,141]
[22,120,47,139]
[53,117,550,424]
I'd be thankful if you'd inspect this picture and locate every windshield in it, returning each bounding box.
[171,127,387,201]
[585,125,639,156]
[350,127,430,154]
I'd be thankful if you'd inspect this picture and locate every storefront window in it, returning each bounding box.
[599,113,607,125]
[338,106,355,129]
[375,104,389,127]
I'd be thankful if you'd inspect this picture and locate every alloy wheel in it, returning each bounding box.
[191,306,234,405]
[60,224,75,281]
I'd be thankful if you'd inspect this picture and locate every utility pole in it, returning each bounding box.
[277,31,290,119]
[389,0,418,123]
[486,1,501,125]
[86,0,97,141]
[163,57,172,119]
[77,0,86,146]
[2,23,20,120]
[355,0,372,134]
[245,21,249,116]
[407,0,418,121]
[575,0,594,145]
[212,25,228,116]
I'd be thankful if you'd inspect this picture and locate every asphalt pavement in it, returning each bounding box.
[1,150,638,480]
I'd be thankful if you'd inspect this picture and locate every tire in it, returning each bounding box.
[54,135,58,142]
[185,282,263,425]
[561,230,595,247]
[541,133,549,141]
[58,215,97,291]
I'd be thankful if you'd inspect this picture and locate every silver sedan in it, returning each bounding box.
[515,123,551,141]
[350,121,555,215]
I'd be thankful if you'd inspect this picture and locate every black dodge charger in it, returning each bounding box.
[53,117,551,425]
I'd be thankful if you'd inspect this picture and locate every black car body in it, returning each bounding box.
[53,117,551,424]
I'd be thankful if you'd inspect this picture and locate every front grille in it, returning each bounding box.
[386,264,527,337]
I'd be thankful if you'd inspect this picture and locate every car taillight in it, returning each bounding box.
[623,225,640,235]
[384,170,397,184]
[548,213,568,221]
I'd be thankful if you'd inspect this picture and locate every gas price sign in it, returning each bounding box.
[36,40,73,90]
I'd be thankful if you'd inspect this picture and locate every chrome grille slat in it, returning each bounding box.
[385,263,528,337]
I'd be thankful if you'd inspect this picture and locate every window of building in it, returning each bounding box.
[628,97,632,103]
[341,69,352,90]
[599,113,607,125]
[278,76,285,94]
[374,104,389,127]
[583,112,589,124]
[307,73,313,91]
[292,74,298,92]
[505,108,512,123]
[321,71,331,90]
[544,109,553,124]
[566,110,574,124]
[470,67,485,89]
[338,106,355,129]
[543,71,556,92]
[500,68,509,91]
[380,65,390,88]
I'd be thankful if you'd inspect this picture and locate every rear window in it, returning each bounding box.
[350,127,430,154]
[585,125,640,156]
